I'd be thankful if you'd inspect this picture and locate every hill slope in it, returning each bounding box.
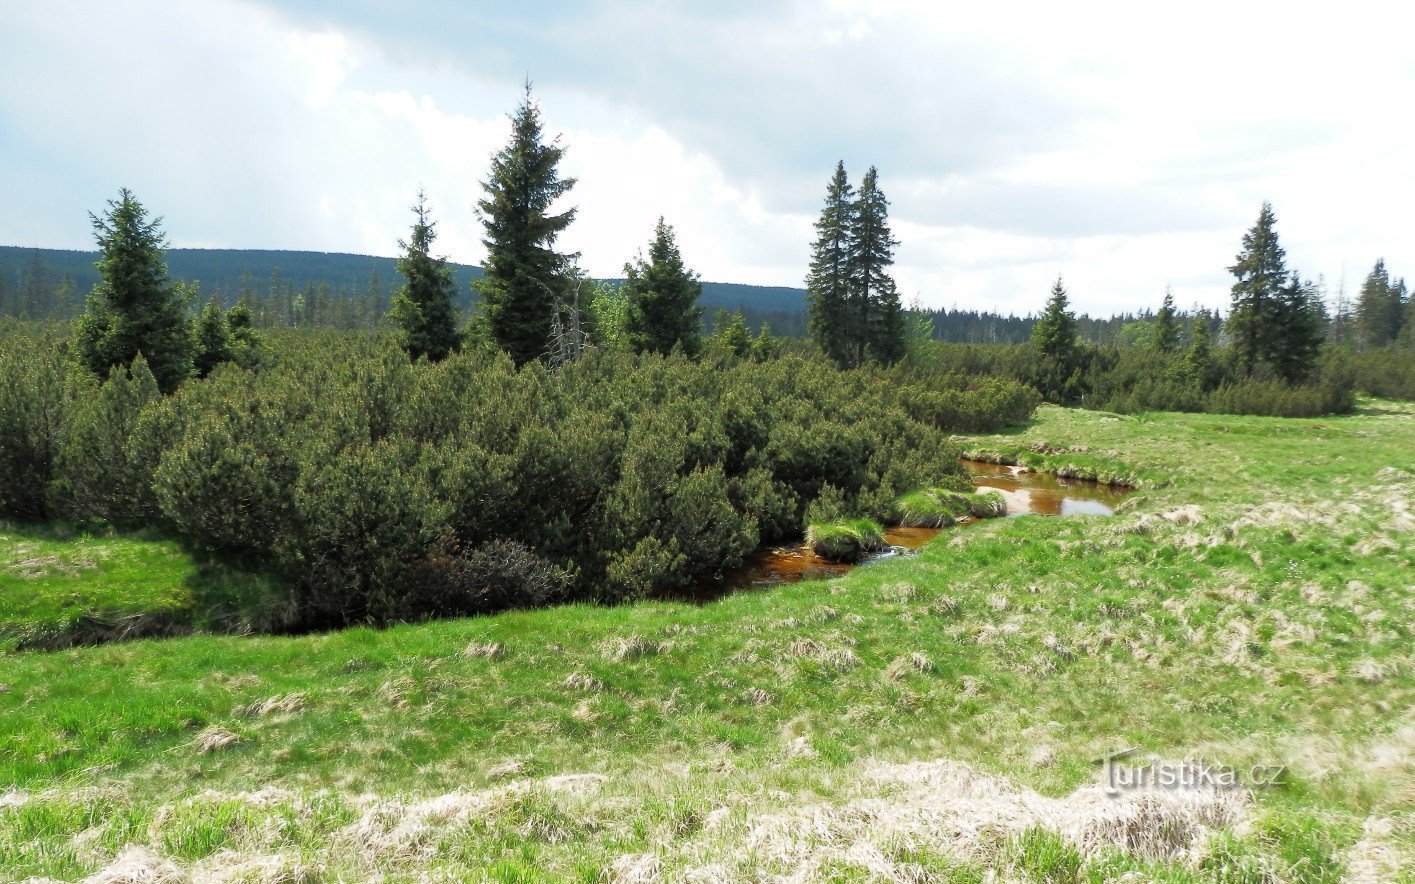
[0,245,808,313]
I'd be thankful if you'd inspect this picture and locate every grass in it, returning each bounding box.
[0,521,293,651]
[0,401,1411,881]
[895,488,1007,527]
[806,517,886,561]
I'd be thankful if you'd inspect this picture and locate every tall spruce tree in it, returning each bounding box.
[622,217,703,356]
[849,166,903,366]
[1152,286,1180,353]
[1356,259,1403,349]
[1226,203,1287,376]
[389,190,461,362]
[806,162,856,367]
[75,189,192,393]
[476,84,577,366]
[1028,277,1083,402]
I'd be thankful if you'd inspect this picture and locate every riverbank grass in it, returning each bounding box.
[895,488,1007,527]
[805,517,886,561]
[0,521,291,651]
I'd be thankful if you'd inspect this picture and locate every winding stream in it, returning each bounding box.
[679,462,1132,599]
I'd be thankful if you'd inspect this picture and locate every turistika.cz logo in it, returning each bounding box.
[1094,747,1287,796]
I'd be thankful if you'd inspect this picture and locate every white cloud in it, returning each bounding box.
[1,0,1412,316]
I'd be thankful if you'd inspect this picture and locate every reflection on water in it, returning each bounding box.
[966,461,1130,517]
[675,461,1132,600]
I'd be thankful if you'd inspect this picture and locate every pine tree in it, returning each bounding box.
[75,189,192,393]
[622,218,703,356]
[193,298,234,378]
[1028,277,1083,402]
[1270,273,1324,383]
[1152,286,1180,353]
[389,190,461,362]
[476,84,577,366]
[806,162,856,367]
[849,166,903,366]
[1226,203,1287,376]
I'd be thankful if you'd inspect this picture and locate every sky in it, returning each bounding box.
[1,1,1411,317]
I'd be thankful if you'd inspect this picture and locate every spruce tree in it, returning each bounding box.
[1270,273,1324,383]
[1225,203,1287,376]
[1152,286,1180,353]
[1028,277,1083,402]
[476,84,577,366]
[226,298,261,369]
[1356,259,1403,348]
[710,309,753,359]
[193,298,234,378]
[849,167,902,366]
[75,189,192,393]
[622,217,703,356]
[1183,310,1216,389]
[389,190,461,362]
[806,162,855,367]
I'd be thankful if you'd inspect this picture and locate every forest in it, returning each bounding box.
[1,86,1412,630]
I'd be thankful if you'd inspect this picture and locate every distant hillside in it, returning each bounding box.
[0,246,807,313]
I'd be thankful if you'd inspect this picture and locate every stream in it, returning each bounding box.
[679,461,1132,599]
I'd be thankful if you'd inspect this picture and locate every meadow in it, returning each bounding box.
[1,401,1410,882]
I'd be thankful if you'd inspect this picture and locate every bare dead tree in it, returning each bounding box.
[542,267,594,370]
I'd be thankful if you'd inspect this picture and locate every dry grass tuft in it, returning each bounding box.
[238,693,306,718]
[601,635,662,662]
[1343,815,1411,884]
[485,759,527,781]
[786,638,858,671]
[462,641,505,659]
[563,672,606,692]
[884,652,933,680]
[84,845,186,883]
[746,687,773,706]
[733,758,1251,879]
[609,852,661,883]
[192,726,241,755]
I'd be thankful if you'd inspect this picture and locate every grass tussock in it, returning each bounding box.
[894,488,1007,527]
[805,518,886,562]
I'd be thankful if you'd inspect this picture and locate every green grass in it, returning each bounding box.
[0,401,1411,881]
[894,488,1007,527]
[0,521,293,651]
[806,517,886,561]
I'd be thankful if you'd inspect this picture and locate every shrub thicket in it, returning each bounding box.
[0,324,1037,624]
[904,341,1360,418]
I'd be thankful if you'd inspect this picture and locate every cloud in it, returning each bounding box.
[1,0,1412,316]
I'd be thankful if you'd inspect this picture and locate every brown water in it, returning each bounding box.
[678,462,1131,599]
[966,461,1132,517]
